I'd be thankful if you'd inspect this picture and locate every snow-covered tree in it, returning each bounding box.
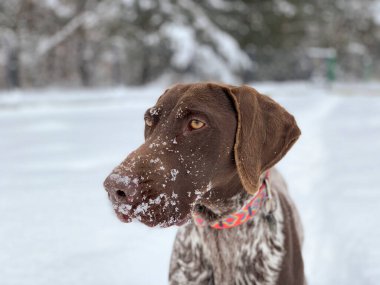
[0,0,379,88]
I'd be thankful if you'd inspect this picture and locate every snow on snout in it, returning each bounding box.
[149,156,167,172]
[170,169,179,181]
[150,157,161,164]
[149,193,166,205]
[114,204,132,214]
[109,173,139,186]
[134,202,149,215]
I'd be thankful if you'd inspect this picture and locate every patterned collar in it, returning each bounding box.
[192,171,270,230]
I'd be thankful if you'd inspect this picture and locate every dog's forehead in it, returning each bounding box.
[156,83,228,112]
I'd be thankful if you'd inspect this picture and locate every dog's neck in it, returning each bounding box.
[193,191,249,223]
[190,176,285,285]
[193,172,269,225]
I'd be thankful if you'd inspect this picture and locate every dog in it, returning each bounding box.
[103,82,305,285]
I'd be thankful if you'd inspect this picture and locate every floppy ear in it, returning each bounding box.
[224,85,301,195]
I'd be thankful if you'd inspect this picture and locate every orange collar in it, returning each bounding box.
[193,171,270,229]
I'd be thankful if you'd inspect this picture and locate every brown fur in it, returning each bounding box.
[103,82,305,284]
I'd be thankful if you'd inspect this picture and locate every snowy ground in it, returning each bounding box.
[1,82,380,285]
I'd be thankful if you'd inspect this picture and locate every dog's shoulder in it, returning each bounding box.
[270,167,304,244]
[271,168,306,285]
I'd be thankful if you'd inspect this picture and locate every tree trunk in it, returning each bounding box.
[6,48,21,88]
[77,29,90,86]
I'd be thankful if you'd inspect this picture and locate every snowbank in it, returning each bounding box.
[1,82,380,285]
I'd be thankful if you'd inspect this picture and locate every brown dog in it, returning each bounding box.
[104,82,305,284]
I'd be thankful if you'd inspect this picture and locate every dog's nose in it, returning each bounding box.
[103,174,137,203]
[111,188,131,203]
[115,189,126,198]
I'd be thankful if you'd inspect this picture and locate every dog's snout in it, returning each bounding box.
[103,174,136,203]
[103,175,116,193]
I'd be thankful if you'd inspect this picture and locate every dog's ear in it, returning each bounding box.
[224,85,301,195]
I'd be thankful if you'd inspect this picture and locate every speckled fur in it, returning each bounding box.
[169,169,303,285]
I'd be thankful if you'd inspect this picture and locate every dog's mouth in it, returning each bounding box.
[112,204,133,223]
[112,202,191,227]
[114,209,133,223]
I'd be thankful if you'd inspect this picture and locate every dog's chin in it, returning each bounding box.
[114,210,133,223]
[194,203,230,223]
[141,214,191,228]
[114,201,191,228]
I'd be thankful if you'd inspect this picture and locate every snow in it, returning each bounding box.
[162,23,196,69]
[347,42,367,55]
[307,47,337,59]
[373,1,380,25]
[170,169,179,181]
[275,0,297,17]
[206,182,212,191]
[117,204,132,214]
[1,81,380,285]
[109,173,131,186]
[159,0,252,82]
[37,11,92,56]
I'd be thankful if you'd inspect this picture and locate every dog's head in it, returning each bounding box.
[103,83,300,227]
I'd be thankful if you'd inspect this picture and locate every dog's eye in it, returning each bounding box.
[189,119,205,130]
[145,117,153,127]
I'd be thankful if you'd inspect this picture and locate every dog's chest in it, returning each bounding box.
[199,209,285,285]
